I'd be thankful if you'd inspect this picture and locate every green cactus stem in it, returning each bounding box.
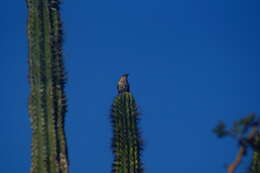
[27,0,69,172]
[111,75,144,173]
[251,136,260,173]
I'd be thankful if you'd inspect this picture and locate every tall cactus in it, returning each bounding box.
[27,0,69,173]
[111,74,144,173]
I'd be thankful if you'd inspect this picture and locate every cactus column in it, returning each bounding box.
[27,0,69,173]
[111,75,144,173]
[251,136,260,173]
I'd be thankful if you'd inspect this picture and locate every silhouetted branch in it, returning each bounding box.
[227,126,258,173]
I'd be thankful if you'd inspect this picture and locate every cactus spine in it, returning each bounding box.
[111,75,143,173]
[27,0,69,173]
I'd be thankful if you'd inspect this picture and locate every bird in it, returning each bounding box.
[117,74,130,94]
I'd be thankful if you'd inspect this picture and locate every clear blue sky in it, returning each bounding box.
[0,0,259,173]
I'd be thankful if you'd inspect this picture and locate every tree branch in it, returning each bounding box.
[227,127,258,173]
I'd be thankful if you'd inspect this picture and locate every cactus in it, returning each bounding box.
[110,75,144,173]
[251,136,260,173]
[27,0,69,173]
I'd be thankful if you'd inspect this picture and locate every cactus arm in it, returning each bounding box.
[111,90,144,173]
[27,0,69,172]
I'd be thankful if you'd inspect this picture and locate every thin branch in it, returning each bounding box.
[227,127,258,173]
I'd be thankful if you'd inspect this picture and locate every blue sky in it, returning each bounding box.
[0,0,259,173]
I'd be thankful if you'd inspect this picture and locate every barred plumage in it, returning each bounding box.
[117,74,130,94]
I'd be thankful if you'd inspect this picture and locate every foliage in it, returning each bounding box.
[213,113,260,173]
[213,113,256,140]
